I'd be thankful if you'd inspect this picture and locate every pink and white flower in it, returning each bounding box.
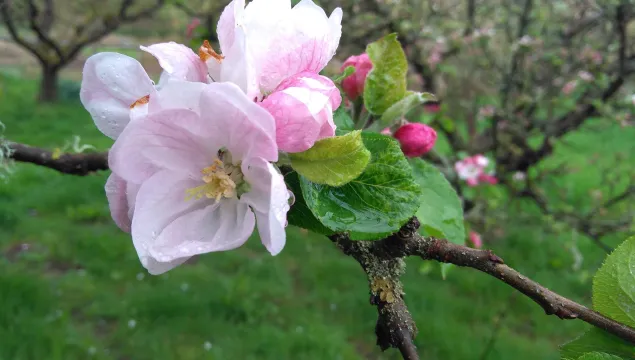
[454,155,497,186]
[260,71,340,152]
[80,42,208,139]
[216,0,343,99]
[107,80,290,274]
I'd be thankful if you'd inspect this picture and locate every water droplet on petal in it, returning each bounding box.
[287,190,295,206]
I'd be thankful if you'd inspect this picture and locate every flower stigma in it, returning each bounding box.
[185,150,249,202]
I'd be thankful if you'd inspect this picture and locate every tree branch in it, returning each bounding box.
[4,142,108,176]
[331,217,635,358]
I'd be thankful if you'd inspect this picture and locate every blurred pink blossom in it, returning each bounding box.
[562,80,578,95]
[380,127,393,136]
[455,155,497,186]
[469,231,483,248]
[578,71,593,82]
[186,18,201,39]
[478,105,496,118]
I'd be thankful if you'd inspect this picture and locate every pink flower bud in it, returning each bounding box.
[260,72,341,153]
[393,123,438,157]
[468,231,483,249]
[478,173,498,185]
[340,53,373,101]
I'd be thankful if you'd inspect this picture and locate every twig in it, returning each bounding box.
[4,142,108,176]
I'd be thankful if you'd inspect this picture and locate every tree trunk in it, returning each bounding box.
[38,66,59,103]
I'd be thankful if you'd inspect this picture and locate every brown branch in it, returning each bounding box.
[332,218,635,359]
[329,220,421,360]
[0,1,47,64]
[5,142,108,176]
[26,0,65,63]
[417,237,635,344]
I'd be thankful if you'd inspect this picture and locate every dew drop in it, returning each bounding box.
[287,190,296,206]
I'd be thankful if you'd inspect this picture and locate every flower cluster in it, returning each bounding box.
[80,0,342,274]
[454,155,498,187]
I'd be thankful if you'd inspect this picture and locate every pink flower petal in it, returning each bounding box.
[109,108,212,184]
[105,173,135,233]
[140,42,208,83]
[260,72,339,152]
[80,52,155,139]
[240,157,289,255]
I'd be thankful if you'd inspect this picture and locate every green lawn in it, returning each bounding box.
[0,73,632,360]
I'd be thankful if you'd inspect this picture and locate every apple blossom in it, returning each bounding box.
[107,80,289,274]
[260,71,341,153]
[215,0,343,99]
[80,42,208,139]
[380,127,393,136]
[340,53,372,100]
[562,80,577,95]
[393,123,438,157]
[578,71,594,82]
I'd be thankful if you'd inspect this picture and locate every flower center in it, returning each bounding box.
[185,151,247,203]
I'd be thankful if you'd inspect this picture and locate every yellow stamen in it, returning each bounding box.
[129,94,150,109]
[198,40,225,63]
[185,158,241,202]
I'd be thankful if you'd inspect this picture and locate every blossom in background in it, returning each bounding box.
[562,80,577,95]
[186,18,201,39]
[393,123,438,157]
[340,53,372,100]
[454,155,497,186]
[380,127,392,136]
[107,81,289,274]
[578,71,593,82]
[260,71,341,152]
[512,171,526,182]
[468,231,483,249]
[478,105,495,119]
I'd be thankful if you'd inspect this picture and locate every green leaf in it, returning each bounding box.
[364,33,409,115]
[561,328,634,359]
[289,131,371,187]
[284,171,334,235]
[379,91,437,126]
[333,66,355,83]
[575,353,624,360]
[410,159,466,245]
[333,107,355,135]
[593,236,635,327]
[301,132,422,240]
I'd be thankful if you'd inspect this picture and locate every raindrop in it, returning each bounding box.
[287,190,296,206]
[127,319,137,329]
[203,341,213,351]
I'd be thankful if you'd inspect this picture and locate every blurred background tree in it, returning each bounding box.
[1,0,165,102]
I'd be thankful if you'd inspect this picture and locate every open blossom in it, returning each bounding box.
[107,81,290,274]
[468,231,483,249]
[215,0,343,99]
[478,105,495,118]
[340,53,372,100]
[80,42,208,139]
[260,71,340,152]
[455,155,497,186]
[393,123,437,157]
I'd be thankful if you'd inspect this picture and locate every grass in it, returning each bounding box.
[0,72,633,360]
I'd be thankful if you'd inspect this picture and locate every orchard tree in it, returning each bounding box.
[0,0,165,102]
[325,0,635,252]
[2,0,635,359]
